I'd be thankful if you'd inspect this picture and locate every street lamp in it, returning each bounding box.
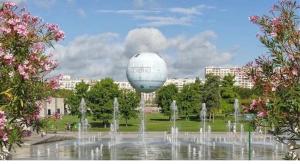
[244,113,255,160]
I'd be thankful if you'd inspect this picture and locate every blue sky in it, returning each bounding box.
[11,0,281,80]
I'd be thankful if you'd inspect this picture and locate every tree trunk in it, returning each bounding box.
[126,119,128,127]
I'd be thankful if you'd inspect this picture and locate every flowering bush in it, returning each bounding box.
[0,2,63,159]
[245,0,299,160]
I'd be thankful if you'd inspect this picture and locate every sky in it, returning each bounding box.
[5,0,282,80]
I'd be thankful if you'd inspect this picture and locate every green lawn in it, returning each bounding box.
[46,113,250,132]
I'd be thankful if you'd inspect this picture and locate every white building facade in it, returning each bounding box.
[40,97,66,118]
[59,75,91,90]
[164,78,197,91]
[204,67,254,88]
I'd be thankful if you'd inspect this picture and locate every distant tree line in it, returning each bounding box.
[53,75,261,125]
[155,74,260,121]
[54,78,140,127]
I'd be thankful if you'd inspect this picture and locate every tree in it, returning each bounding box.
[177,83,201,120]
[220,74,238,114]
[52,89,73,98]
[156,84,178,120]
[65,93,80,115]
[246,0,300,159]
[65,82,89,116]
[75,81,89,99]
[87,78,119,127]
[202,74,221,112]
[0,2,64,159]
[235,87,253,99]
[119,89,140,127]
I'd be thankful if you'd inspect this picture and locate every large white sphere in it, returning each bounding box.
[126,52,167,93]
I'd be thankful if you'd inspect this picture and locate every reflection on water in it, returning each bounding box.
[12,136,286,160]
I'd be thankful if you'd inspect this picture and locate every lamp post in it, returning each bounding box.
[244,113,255,160]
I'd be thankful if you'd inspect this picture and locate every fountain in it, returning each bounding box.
[240,124,244,144]
[171,100,178,145]
[140,96,145,141]
[170,100,179,159]
[110,97,119,160]
[139,96,148,159]
[227,120,231,133]
[111,97,119,136]
[200,103,207,145]
[233,99,239,134]
[78,98,89,159]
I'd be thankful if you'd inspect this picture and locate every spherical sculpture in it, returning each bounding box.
[126,52,167,93]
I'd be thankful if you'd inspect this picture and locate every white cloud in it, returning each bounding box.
[51,28,233,80]
[97,4,215,27]
[135,15,192,27]
[169,5,214,15]
[124,27,168,56]
[96,9,160,15]
[50,33,126,80]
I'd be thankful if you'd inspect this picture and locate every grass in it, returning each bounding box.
[46,112,251,132]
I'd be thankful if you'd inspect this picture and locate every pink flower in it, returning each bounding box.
[0,131,8,142]
[32,42,45,53]
[257,111,267,117]
[270,32,277,37]
[249,15,260,23]
[46,24,64,41]
[32,110,40,121]
[292,68,298,76]
[48,78,59,89]
[43,59,57,71]
[18,64,29,80]
[272,17,281,27]
[3,53,14,65]
[46,23,59,31]
[7,18,21,26]
[22,12,31,22]
[14,24,28,36]
[54,30,64,41]
[47,74,63,89]
[3,2,16,8]
[0,111,7,129]
[250,100,257,110]
[29,54,39,61]
[0,26,12,34]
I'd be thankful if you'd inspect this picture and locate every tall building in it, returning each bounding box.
[164,78,197,91]
[204,67,254,88]
[59,75,91,90]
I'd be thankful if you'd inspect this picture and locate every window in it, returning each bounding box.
[47,109,51,115]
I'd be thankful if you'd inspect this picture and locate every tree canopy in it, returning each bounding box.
[156,84,178,120]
